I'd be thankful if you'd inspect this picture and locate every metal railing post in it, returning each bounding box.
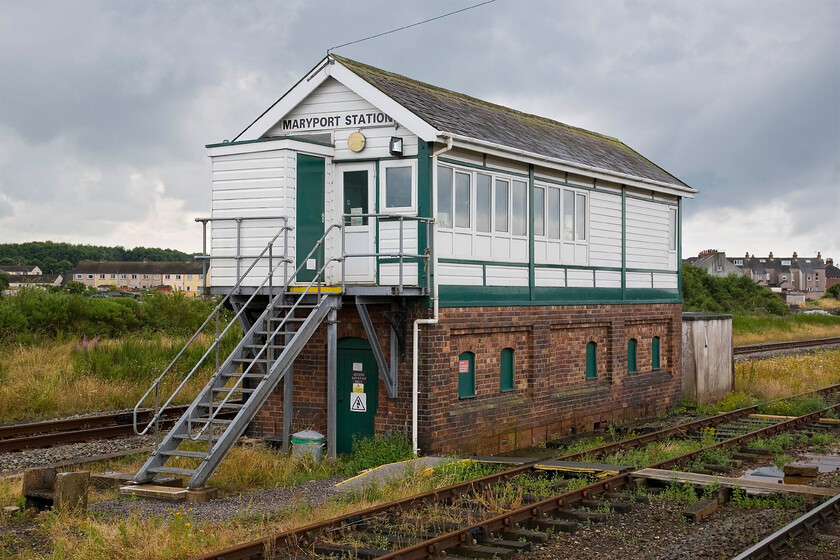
[398,216,404,294]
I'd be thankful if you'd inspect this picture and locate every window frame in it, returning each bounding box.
[652,337,661,370]
[627,338,638,374]
[500,348,514,392]
[458,351,476,399]
[585,341,598,380]
[380,159,417,213]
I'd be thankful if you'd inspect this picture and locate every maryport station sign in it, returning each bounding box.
[281,111,393,132]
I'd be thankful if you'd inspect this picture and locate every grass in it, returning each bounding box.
[8,451,503,560]
[733,313,840,345]
[734,349,840,402]
[0,331,239,423]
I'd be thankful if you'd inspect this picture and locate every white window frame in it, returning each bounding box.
[379,159,417,213]
[533,180,589,265]
[76,274,82,279]
[436,163,532,262]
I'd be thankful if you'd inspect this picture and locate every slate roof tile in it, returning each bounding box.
[334,55,689,188]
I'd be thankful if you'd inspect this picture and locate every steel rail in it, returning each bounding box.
[0,406,235,453]
[730,492,840,560]
[734,336,840,356]
[189,387,840,560]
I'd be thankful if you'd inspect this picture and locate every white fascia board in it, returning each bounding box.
[444,133,697,199]
[328,61,440,142]
[234,58,334,142]
[207,137,334,158]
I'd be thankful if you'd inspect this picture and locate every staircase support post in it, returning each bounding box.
[282,295,294,453]
[327,306,338,460]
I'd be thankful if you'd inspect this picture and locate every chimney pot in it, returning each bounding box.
[793,251,797,259]
[769,251,774,259]
[817,251,821,259]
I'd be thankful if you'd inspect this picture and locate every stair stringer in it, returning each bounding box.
[186,294,338,488]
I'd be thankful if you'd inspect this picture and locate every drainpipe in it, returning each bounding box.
[412,135,452,456]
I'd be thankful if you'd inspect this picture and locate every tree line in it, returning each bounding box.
[0,241,195,274]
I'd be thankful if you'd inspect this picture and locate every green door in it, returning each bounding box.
[296,154,325,283]
[336,337,379,454]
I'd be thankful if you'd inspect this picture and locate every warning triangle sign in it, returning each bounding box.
[350,394,367,412]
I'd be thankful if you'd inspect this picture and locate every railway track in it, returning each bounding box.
[190,384,840,560]
[0,405,196,453]
[734,336,840,358]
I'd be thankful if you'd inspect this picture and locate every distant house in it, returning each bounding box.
[4,273,63,291]
[684,250,742,277]
[71,260,206,296]
[826,258,840,293]
[733,252,827,301]
[0,264,42,276]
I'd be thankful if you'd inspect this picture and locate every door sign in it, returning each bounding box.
[350,393,367,412]
[459,360,470,373]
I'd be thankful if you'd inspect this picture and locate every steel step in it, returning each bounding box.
[148,466,197,476]
[213,387,256,394]
[160,450,208,459]
[189,417,234,425]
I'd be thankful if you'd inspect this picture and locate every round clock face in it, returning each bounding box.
[347,131,366,152]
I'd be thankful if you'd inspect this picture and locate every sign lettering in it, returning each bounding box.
[459,360,470,374]
[281,112,393,132]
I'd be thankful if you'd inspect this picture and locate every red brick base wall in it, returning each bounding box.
[251,302,682,456]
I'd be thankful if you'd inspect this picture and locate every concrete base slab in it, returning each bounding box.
[783,463,819,477]
[335,456,451,492]
[120,484,187,502]
[54,471,89,511]
[119,484,218,503]
[92,472,183,489]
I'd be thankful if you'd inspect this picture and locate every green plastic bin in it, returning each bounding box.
[291,430,324,461]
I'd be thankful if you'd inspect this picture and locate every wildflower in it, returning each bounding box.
[82,338,88,348]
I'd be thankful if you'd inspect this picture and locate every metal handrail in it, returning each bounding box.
[341,213,433,293]
[186,224,342,441]
[133,218,290,436]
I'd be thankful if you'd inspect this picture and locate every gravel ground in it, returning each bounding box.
[514,500,800,560]
[0,435,155,476]
[90,476,345,522]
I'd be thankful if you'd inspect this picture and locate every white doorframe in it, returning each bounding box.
[336,162,376,283]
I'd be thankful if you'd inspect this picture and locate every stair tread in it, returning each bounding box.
[161,450,208,459]
[213,387,256,393]
[196,402,244,409]
[149,466,198,476]
[190,418,233,425]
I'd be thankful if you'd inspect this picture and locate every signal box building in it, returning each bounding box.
[133,55,696,489]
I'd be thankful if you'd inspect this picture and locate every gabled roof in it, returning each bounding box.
[333,56,690,191]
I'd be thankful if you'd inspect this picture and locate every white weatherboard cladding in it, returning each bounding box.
[595,270,622,288]
[653,273,679,289]
[486,265,528,286]
[589,191,622,268]
[627,271,653,289]
[380,263,419,286]
[567,269,594,288]
[210,148,298,288]
[535,267,566,287]
[437,263,483,286]
[625,197,675,271]
[266,77,418,160]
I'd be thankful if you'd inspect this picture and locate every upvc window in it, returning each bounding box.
[476,173,492,233]
[455,171,471,228]
[494,179,509,233]
[534,187,545,236]
[438,166,453,228]
[512,180,527,236]
[381,160,416,212]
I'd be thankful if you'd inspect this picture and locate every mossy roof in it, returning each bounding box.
[333,55,688,188]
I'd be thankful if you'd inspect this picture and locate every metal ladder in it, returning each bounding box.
[133,224,341,489]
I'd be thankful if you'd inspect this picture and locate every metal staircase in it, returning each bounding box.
[133,222,340,489]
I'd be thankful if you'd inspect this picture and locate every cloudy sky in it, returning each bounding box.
[1,0,838,259]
